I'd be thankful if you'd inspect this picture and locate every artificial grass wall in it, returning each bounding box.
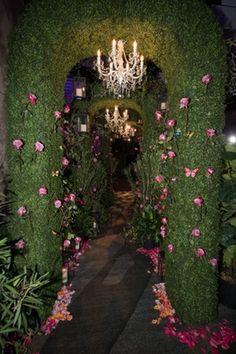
[5,0,226,324]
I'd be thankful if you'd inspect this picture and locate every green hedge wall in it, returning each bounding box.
[5,0,226,324]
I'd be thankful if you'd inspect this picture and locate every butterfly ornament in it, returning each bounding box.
[185,167,199,178]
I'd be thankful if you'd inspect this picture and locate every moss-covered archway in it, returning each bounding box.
[5,0,226,324]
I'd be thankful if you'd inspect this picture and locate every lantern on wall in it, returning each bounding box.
[74,76,86,100]
[78,112,89,133]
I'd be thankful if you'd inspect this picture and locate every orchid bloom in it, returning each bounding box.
[179,97,190,108]
[202,74,213,85]
[13,139,24,150]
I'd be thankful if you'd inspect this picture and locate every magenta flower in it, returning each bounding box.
[191,228,201,237]
[206,129,216,137]
[63,239,70,248]
[162,187,169,194]
[193,196,204,206]
[159,133,167,141]
[161,217,168,225]
[160,229,167,238]
[167,244,174,253]
[63,104,70,113]
[13,139,24,150]
[167,151,176,159]
[17,206,27,217]
[160,153,168,160]
[62,157,69,166]
[38,186,48,196]
[54,199,62,209]
[69,193,76,202]
[196,247,205,257]
[15,239,25,249]
[35,141,45,152]
[209,258,218,267]
[206,168,215,177]
[155,111,162,122]
[54,111,62,119]
[27,92,38,105]
[75,237,82,244]
[179,97,190,109]
[64,195,70,203]
[155,175,163,183]
[202,74,213,85]
[166,119,177,128]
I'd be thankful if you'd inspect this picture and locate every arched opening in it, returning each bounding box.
[5,0,226,326]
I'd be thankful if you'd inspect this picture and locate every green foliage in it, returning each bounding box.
[5,0,227,325]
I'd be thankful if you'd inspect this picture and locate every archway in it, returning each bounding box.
[5,0,226,324]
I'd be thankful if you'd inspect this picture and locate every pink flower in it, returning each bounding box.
[62,157,69,166]
[54,111,62,119]
[63,104,70,113]
[206,129,216,137]
[168,244,174,253]
[17,206,27,217]
[35,141,45,152]
[171,176,177,182]
[179,97,190,108]
[38,186,48,196]
[54,199,62,208]
[196,247,205,257]
[15,239,25,249]
[209,258,218,267]
[161,217,168,225]
[64,195,70,203]
[193,196,204,206]
[206,168,215,177]
[160,153,168,160]
[69,193,76,202]
[155,111,162,122]
[202,74,213,85]
[75,237,82,244]
[167,151,176,159]
[13,139,24,150]
[159,132,167,141]
[63,239,70,248]
[155,175,163,183]
[160,229,167,238]
[191,228,201,237]
[166,119,177,128]
[27,92,37,105]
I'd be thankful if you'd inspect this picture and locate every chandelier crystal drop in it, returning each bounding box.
[95,39,146,98]
[104,105,129,133]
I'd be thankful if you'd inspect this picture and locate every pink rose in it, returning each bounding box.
[166,119,177,128]
[69,193,76,202]
[160,153,168,160]
[161,217,168,225]
[179,97,190,108]
[13,139,24,150]
[168,244,174,253]
[191,228,201,237]
[160,229,167,238]
[62,157,69,166]
[209,258,218,267]
[202,74,213,85]
[54,199,62,208]
[35,141,45,152]
[206,168,215,177]
[155,111,162,122]
[206,129,216,137]
[196,247,205,257]
[27,92,37,105]
[162,187,169,194]
[64,195,70,203]
[54,111,62,119]
[75,237,82,244]
[15,239,25,249]
[17,206,27,217]
[63,104,70,113]
[193,196,204,206]
[63,239,70,248]
[167,151,176,159]
[139,204,144,209]
[155,175,163,183]
[38,186,48,196]
[159,133,167,141]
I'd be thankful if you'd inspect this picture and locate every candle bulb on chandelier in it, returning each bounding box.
[140,55,144,70]
[97,50,101,65]
[112,39,116,56]
[133,40,137,56]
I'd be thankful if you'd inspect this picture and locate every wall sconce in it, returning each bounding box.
[74,76,86,100]
[78,113,89,133]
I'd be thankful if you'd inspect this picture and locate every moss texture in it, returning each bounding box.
[5,0,226,323]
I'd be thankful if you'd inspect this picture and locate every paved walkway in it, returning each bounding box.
[32,191,236,354]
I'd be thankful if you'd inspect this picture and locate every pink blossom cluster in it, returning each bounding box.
[64,193,76,202]
[136,247,161,271]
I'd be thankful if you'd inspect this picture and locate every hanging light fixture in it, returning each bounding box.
[95,39,146,98]
[118,123,136,139]
[104,105,129,133]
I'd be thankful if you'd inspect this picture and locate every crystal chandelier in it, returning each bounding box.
[118,123,136,139]
[104,105,129,133]
[95,39,146,98]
